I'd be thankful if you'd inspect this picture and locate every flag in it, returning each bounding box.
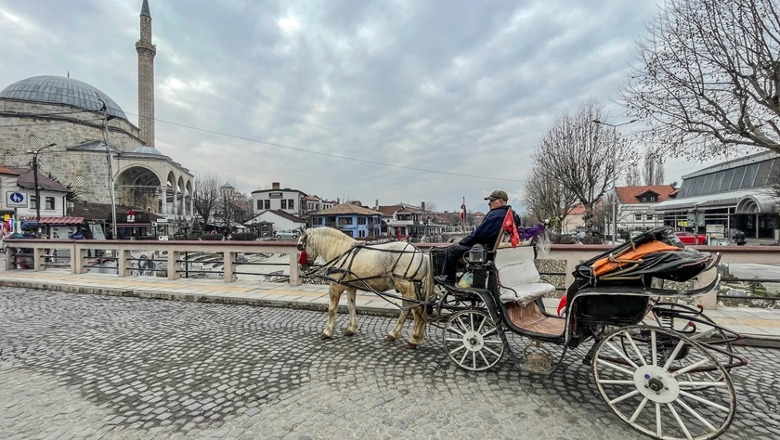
[502,208,520,247]
[460,197,466,232]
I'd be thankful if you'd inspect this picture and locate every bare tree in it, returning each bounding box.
[642,150,666,185]
[625,163,642,186]
[621,0,780,159]
[524,165,578,232]
[533,100,635,230]
[192,173,221,227]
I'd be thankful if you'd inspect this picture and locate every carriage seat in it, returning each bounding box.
[494,245,556,306]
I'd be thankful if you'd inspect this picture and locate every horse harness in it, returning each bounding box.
[300,240,429,308]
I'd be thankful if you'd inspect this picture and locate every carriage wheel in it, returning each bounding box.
[443,309,504,371]
[593,326,736,440]
[435,289,481,318]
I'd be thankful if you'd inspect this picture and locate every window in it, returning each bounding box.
[257,200,262,210]
[281,199,287,209]
[357,217,367,225]
[264,200,270,210]
[288,199,294,209]
[640,194,657,203]
[646,214,653,220]
[338,217,353,225]
[31,196,38,210]
[45,197,55,210]
[635,214,642,221]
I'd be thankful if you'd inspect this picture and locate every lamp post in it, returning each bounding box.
[592,118,640,243]
[26,142,57,236]
[99,99,118,240]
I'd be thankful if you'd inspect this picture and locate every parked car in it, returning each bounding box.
[274,229,300,240]
[674,231,707,245]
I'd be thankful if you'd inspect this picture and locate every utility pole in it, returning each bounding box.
[27,142,57,236]
[99,99,118,240]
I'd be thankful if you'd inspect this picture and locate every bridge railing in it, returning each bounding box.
[4,239,778,308]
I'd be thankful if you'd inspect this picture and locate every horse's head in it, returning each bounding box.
[296,229,315,268]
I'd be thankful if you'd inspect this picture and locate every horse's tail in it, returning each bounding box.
[420,251,435,324]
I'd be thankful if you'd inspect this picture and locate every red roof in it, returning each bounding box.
[20,216,85,225]
[615,185,678,204]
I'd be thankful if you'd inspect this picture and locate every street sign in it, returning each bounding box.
[6,191,28,208]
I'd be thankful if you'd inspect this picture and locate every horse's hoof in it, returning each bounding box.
[386,334,398,342]
[320,333,332,340]
[406,342,419,349]
[344,330,355,337]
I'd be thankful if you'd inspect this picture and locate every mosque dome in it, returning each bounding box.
[0,75,127,120]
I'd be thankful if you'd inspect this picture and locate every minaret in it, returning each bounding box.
[136,0,156,146]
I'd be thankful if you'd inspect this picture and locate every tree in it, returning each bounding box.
[532,100,635,230]
[524,165,578,232]
[192,173,221,227]
[621,0,780,159]
[625,163,642,186]
[642,150,666,185]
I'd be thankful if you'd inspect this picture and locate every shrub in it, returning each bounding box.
[200,234,224,240]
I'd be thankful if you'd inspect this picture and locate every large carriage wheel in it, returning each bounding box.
[443,310,505,371]
[593,326,736,440]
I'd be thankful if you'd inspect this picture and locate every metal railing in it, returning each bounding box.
[4,239,778,306]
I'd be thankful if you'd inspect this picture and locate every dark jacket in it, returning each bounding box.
[460,205,521,248]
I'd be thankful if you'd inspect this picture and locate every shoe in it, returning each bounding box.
[434,275,456,284]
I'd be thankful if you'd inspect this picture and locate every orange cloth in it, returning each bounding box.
[592,240,681,276]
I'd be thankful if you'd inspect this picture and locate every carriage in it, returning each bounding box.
[429,226,747,440]
[297,225,748,440]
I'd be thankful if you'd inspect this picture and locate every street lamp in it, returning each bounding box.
[99,99,118,240]
[26,142,57,235]
[592,118,639,244]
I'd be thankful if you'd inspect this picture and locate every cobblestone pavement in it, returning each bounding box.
[1,288,778,440]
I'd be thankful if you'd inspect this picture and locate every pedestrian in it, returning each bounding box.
[733,230,746,246]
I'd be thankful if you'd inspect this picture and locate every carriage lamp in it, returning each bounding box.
[464,244,487,264]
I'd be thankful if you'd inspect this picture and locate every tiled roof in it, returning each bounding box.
[616,185,678,204]
[10,167,70,192]
[19,216,84,225]
[376,203,422,217]
[315,203,380,216]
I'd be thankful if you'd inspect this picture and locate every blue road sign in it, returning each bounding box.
[6,191,28,208]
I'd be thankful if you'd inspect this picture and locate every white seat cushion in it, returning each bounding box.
[494,246,556,305]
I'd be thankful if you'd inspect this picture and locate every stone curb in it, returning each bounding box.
[0,279,402,318]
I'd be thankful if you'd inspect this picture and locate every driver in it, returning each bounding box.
[434,190,521,284]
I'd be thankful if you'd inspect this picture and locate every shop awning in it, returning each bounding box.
[19,216,85,225]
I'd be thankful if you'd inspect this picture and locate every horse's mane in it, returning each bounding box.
[307,227,356,260]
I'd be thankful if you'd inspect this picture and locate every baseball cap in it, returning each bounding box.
[484,190,508,201]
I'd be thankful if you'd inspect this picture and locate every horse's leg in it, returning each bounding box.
[407,305,426,348]
[344,287,359,336]
[387,308,409,342]
[322,283,345,339]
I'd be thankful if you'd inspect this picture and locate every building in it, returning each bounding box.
[245,210,306,235]
[0,0,193,235]
[309,203,382,239]
[615,185,678,233]
[0,164,73,237]
[251,182,307,217]
[654,151,780,240]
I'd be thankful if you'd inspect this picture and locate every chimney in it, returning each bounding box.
[421,201,426,211]
[272,182,280,189]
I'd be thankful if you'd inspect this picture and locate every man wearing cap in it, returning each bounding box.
[434,190,521,284]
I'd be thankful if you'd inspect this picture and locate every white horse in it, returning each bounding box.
[297,227,433,347]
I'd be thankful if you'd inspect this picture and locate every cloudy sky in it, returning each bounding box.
[0,0,710,214]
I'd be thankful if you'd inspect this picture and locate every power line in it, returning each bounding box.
[132,112,526,183]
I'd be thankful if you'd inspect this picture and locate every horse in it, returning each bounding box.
[297,226,434,348]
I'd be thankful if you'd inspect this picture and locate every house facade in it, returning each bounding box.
[251,182,307,217]
[245,210,306,234]
[0,164,74,237]
[309,203,382,239]
[615,185,678,233]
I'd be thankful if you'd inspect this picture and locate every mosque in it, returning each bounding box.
[0,0,193,236]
